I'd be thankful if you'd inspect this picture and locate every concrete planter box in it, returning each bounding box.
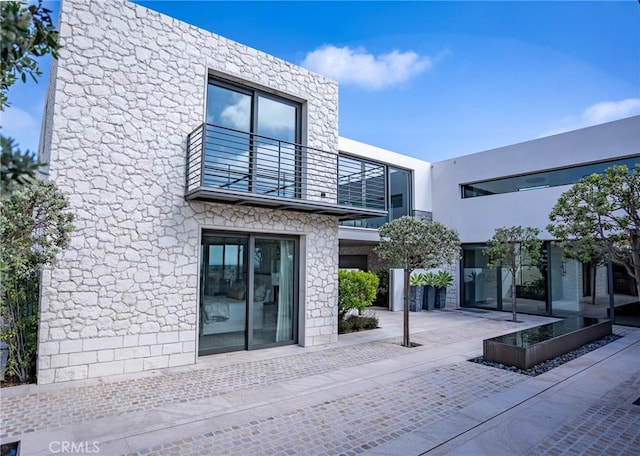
[483,317,612,370]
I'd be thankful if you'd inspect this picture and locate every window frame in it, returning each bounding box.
[460,154,640,199]
[206,77,303,196]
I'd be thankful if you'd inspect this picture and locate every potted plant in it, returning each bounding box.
[409,272,427,312]
[423,271,438,310]
[433,270,454,309]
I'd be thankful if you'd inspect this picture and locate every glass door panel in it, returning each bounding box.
[255,96,298,197]
[550,243,586,317]
[205,83,251,191]
[502,244,548,316]
[251,238,295,347]
[462,246,497,310]
[388,167,411,222]
[199,234,248,354]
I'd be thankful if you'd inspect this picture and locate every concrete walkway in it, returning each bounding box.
[1,308,638,455]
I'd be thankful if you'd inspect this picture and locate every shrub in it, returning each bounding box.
[338,314,379,334]
[338,269,378,320]
[1,180,74,383]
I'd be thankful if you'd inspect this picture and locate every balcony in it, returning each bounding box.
[185,123,388,221]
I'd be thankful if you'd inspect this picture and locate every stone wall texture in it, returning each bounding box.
[38,0,340,384]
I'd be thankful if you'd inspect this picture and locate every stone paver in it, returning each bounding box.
[126,362,524,456]
[526,373,640,456]
[1,309,638,456]
[0,315,519,440]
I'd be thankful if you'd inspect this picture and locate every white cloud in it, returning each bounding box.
[220,94,251,131]
[220,95,295,135]
[0,106,39,153]
[257,98,296,135]
[301,45,432,90]
[546,98,640,136]
[582,98,640,125]
[1,106,37,131]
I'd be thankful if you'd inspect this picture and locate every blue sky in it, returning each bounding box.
[3,0,639,162]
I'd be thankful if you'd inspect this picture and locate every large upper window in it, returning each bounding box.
[204,78,302,197]
[461,155,639,198]
[339,155,412,229]
[338,155,386,211]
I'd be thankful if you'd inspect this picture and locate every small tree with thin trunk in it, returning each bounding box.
[548,164,640,299]
[375,216,460,347]
[1,180,74,382]
[485,226,542,322]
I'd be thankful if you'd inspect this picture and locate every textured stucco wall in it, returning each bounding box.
[38,0,340,384]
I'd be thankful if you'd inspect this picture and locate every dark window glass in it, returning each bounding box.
[204,79,301,197]
[338,155,386,210]
[339,158,412,229]
[461,156,639,198]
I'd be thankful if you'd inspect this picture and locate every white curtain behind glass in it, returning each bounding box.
[276,241,294,342]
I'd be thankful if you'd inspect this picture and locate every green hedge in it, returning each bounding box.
[338,269,378,320]
[338,315,379,334]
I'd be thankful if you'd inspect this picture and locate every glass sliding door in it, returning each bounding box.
[462,245,497,310]
[251,238,296,347]
[199,232,297,355]
[199,234,248,354]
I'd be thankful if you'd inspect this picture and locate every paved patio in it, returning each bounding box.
[1,308,638,455]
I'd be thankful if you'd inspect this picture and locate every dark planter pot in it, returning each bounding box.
[409,286,424,312]
[435,287,447,309]
[423,286,436,310]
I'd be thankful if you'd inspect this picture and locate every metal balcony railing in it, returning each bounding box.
[185,123,387,219]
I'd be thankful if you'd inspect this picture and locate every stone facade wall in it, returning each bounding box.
[441,263,459,308]
[38,0,340,384]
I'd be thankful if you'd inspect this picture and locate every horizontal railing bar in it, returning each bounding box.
[186,122,387,213]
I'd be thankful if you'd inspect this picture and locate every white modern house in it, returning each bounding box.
[433,116,639,320]
[339,116,639,318]
[35,0,639,384]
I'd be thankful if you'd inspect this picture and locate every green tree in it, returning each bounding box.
[1,180,74,382]
[485,226,542,322]
[1,0,60,109]
[338,270,378,320]
[1,134,43,191]
[0,0,65,384]
[548,164,640,298]
[375,216,460,347]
